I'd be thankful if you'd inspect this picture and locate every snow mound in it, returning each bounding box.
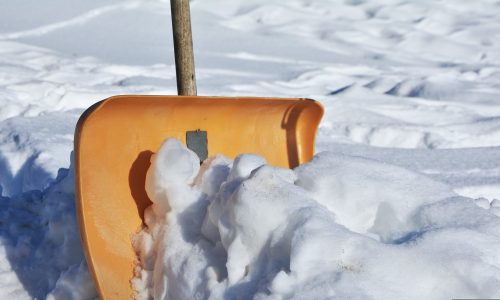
[132,139,500,300]
[0,154,96,299]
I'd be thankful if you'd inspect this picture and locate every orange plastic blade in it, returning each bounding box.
[74,95,323,299]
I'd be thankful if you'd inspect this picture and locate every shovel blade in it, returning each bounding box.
[74,95,323,299]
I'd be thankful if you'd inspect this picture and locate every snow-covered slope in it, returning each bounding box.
[0,0,500,298]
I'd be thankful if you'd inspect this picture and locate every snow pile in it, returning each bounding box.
[0,154,96,299]
[133,139,500,299]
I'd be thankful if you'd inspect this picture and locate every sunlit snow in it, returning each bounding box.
[0,0,500,299]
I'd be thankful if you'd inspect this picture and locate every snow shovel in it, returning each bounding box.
[74,0,323,299]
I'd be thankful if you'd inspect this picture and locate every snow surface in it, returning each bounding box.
[133,139,500,299]
[0,0,500,299]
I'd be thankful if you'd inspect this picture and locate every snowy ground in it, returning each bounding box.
[0,0,500,299]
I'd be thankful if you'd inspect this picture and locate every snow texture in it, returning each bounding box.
[133,139,500,300]
[0,0,500,299]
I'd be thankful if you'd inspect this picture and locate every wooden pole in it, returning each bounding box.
[171,0,197,96]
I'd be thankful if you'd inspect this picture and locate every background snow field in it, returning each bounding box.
[0,0,499,299]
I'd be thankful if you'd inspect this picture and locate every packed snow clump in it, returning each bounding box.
[132,139,500,300]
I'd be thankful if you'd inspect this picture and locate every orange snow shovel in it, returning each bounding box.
[74,0,323,299]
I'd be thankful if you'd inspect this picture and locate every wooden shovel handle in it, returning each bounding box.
[171,0,197,96]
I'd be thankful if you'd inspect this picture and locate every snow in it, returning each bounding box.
[133,138,500,299]
[0,0,499,299]
[0,155,95,299]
